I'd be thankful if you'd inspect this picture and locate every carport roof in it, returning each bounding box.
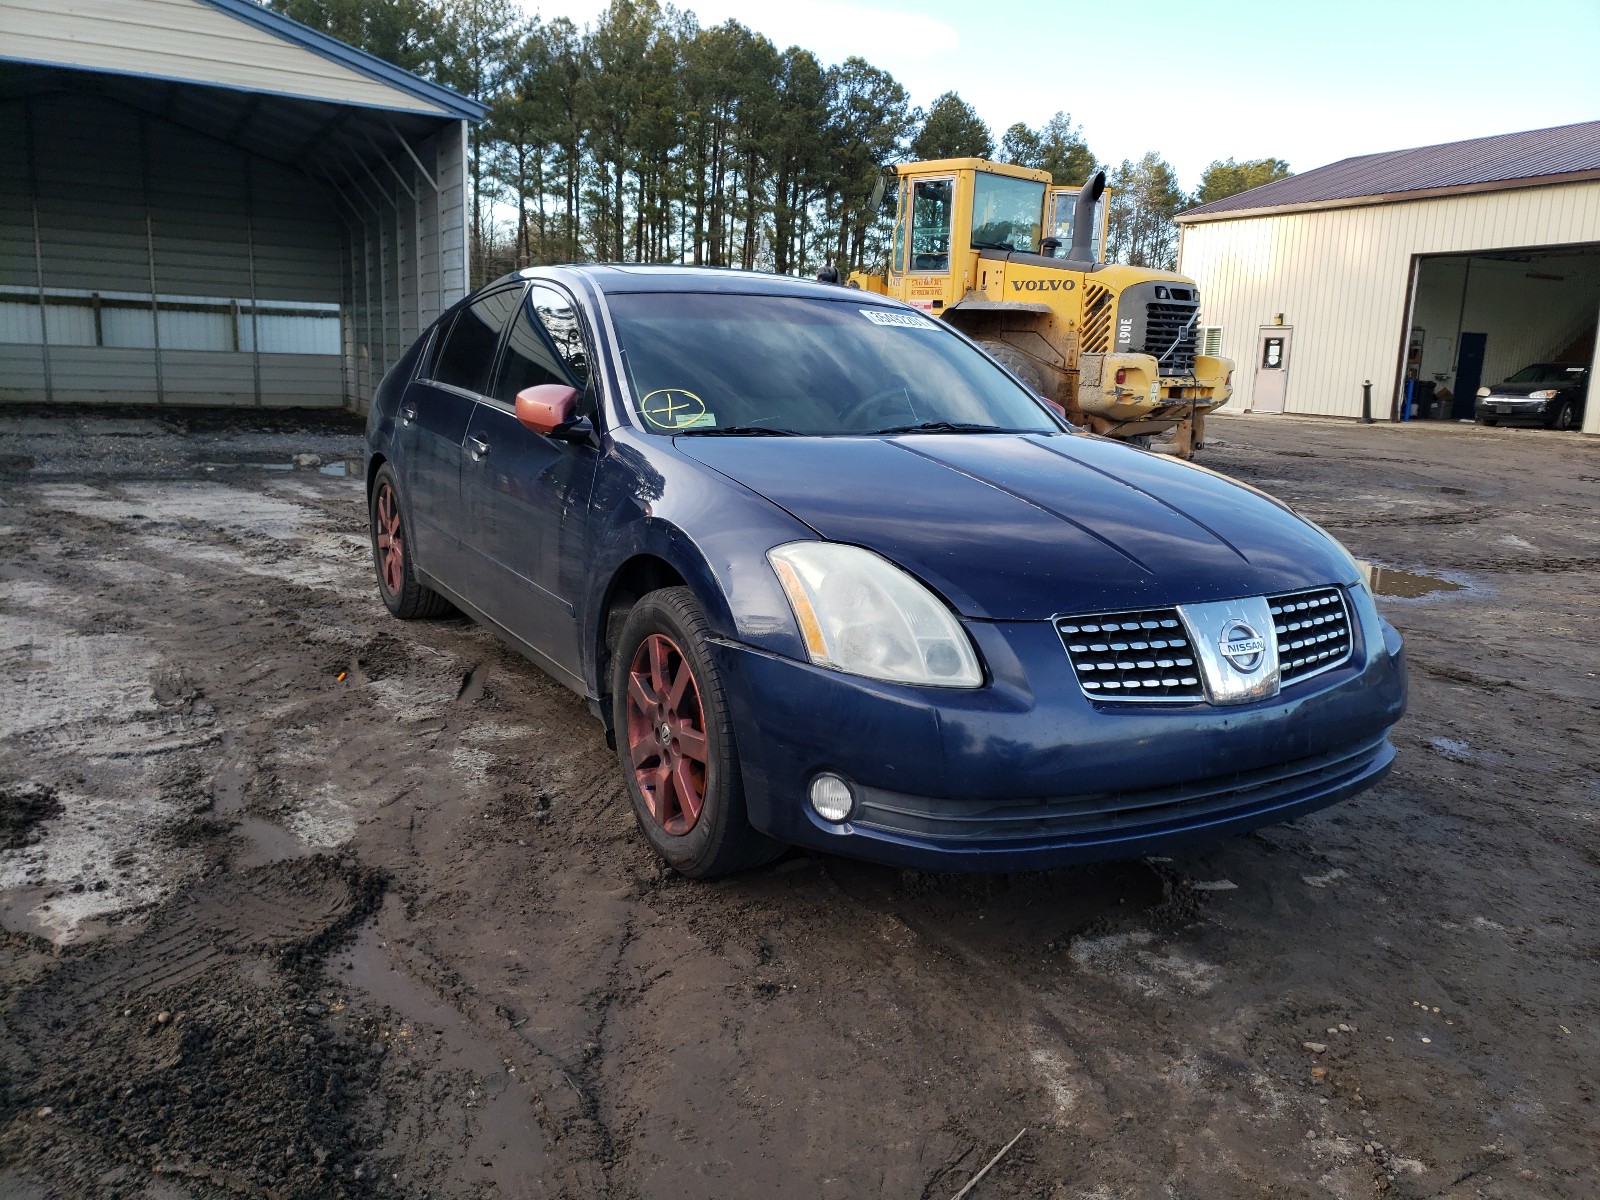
[0,0,485,121]
[1179,120,1600,223]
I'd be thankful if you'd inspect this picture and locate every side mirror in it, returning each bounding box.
[515,383,579,436]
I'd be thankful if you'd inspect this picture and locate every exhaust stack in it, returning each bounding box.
[1068,171,1107,263]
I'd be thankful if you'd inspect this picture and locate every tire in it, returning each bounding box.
[1548,400,1576,431]
[1475,416,1497,427]
[610,587,779,878]
[978,338,1050,397]
[369,463,453,619]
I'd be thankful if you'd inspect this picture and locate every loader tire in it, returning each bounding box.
[979,339,1050,398]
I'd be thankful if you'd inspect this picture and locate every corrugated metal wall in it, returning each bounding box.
[330,121,469,413]
[1177,180,1600,418]
[0,88,468,409]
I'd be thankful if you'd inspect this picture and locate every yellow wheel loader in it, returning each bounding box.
[849,158,1232,457]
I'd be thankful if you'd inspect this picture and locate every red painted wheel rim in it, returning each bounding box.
[374,482,404,597]
[625,634,708,836]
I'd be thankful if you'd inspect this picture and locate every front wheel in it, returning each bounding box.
[610,588,778,878]
[1475,415,1497,427]
[1548,400,1576,431]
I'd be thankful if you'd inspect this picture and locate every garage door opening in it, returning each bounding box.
[1398,243,1600,424]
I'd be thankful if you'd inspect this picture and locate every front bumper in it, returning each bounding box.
[715,589,1407,872]
[1476,396,1554,423]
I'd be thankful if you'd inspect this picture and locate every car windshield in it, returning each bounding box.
[1505,363,1583,383]
[607,292,1061,437]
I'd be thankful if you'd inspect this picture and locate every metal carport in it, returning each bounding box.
[0,0,485,412]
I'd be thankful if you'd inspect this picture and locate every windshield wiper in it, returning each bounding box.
[674,425,800,437]
[970,240,1015,251]
[873,421,1023,435]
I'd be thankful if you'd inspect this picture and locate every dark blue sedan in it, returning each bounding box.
[365,266,1406,877]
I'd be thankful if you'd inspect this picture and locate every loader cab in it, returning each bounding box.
[1047,185,1112,263]
[886,158,1051,314]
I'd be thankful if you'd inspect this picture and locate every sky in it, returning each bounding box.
[525,0,1600,191]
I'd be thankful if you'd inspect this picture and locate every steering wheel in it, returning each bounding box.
[836,386,914,430]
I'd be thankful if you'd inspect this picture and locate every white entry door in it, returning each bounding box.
[1253,328,1292,414]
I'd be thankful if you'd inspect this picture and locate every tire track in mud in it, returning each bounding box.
[3,857,387,1198]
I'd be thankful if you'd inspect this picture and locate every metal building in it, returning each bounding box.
[1178,122,1600,435]
[0,0,484,411]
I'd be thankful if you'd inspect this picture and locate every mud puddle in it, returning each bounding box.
[1363,564,1468,598]
[200,456,360,476]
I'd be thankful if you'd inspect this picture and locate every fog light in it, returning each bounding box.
[808,773,855,823]
[1114,367,1127,385]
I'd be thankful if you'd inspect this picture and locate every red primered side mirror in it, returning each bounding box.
[1043,397,1067,418]
[515,383,579,435]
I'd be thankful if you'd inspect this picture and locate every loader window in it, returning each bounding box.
[910,178,954,274]
[893,180,909,274]
[1048,190,1108,262]
[971,173,1045,254]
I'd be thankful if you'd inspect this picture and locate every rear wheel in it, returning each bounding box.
[610,587,778,878]
[1548,399,1576,431]
[369,464,452,619]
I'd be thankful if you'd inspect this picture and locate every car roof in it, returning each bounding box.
[508,263,904,302]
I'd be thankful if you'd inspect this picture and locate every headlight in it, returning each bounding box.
[1476,387,1490,398]
[1529,389,1558,400]
[767,542,983,687]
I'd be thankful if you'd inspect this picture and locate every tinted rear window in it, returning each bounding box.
[432,288,521,394]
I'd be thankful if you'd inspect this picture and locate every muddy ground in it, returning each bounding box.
[0,407,1596,1199]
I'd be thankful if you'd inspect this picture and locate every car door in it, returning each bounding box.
[398,285,523,587]
[459,282,601,688]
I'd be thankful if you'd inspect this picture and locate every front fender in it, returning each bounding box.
[579,430,817,696]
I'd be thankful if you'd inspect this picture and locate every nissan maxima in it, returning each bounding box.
[365,266,1406,877]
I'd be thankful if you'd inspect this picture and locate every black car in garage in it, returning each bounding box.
[1475,363,1589,430]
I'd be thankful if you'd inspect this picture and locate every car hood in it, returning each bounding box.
[677,432,1359,620]
[1486,381,1579,396]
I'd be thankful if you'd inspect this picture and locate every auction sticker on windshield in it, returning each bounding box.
[640,388,709,429]
[861,309,936,329]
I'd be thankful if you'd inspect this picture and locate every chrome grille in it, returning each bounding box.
[1144,300,1199,375]
[1271,587,1353,683]
[1058,609,1203,702]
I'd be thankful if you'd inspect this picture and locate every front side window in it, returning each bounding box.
[529,285,591,386]
[432,287,522,394]
[609,292,1060,437]
[491,283,594,407]
[971,173,1045,254]
[909,178,954,273]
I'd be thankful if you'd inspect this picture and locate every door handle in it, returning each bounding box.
[467,435,490,461]
[400,405,417,425]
